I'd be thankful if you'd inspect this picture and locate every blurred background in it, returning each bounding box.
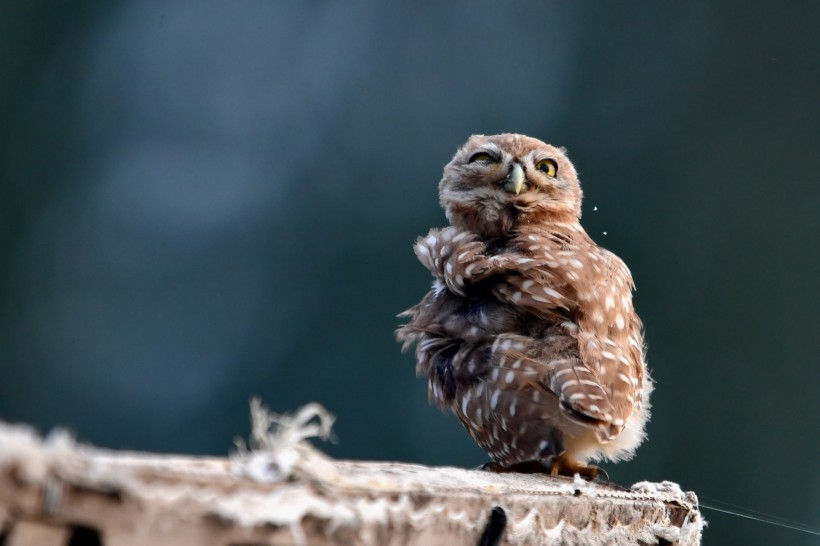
[1,2,818,544]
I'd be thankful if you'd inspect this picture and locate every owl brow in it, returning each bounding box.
[484,143,502,155]
[527,150,553,165]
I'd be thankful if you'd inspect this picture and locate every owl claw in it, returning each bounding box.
[548,454,609,482]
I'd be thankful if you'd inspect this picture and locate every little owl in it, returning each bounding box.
[396,133,652,479]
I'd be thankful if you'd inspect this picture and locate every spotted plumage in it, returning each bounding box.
[396,134,652,478]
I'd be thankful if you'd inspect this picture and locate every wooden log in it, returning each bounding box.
[0,402,703,545]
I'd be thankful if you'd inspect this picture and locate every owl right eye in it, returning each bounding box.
[468,151,498,164]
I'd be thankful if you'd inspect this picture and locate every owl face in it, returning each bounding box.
[439,134,582,239]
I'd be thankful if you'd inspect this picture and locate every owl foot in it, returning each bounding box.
[478,458,607,481]
[548,454,609,482]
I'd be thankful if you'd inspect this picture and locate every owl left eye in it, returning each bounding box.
[536,159,557,177]
[469,152,498,164]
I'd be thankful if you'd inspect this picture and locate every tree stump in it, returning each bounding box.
[0,402,703,545]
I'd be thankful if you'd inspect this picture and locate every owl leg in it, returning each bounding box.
[548,454,609,482]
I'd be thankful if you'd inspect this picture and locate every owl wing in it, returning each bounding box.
[493,275,617,436]
[413,227,540,296]
[544,355,618,441]
[476,331,617,446]
[572,249,645,438]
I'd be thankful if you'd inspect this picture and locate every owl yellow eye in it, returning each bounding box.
[469,151,498,164]
[536,159,557,177]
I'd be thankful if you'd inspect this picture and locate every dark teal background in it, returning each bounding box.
[1,3,818,544]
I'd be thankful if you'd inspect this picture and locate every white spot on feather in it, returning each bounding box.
[544,287,562,299]
[432,279,446,296]
[461,391,472,415]
[491,390,500,409]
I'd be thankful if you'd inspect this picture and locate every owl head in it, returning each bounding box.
[439,134,582,239]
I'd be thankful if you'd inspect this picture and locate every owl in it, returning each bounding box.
[396,134,652,479]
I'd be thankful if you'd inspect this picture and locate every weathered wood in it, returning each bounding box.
[0,403,703,545]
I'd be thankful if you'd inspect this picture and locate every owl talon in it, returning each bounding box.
[548,454,608,482]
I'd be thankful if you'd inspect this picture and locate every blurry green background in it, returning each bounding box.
[1,2,818,544]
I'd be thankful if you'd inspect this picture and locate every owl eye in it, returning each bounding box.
[468,151,498,164]
[536,159,557,177]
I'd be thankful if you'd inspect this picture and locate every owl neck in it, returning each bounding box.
[515,206,580,229]
[510,215,591,251]
[449,202,581,242]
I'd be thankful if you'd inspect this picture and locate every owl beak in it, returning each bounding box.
[504,163,526,195]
